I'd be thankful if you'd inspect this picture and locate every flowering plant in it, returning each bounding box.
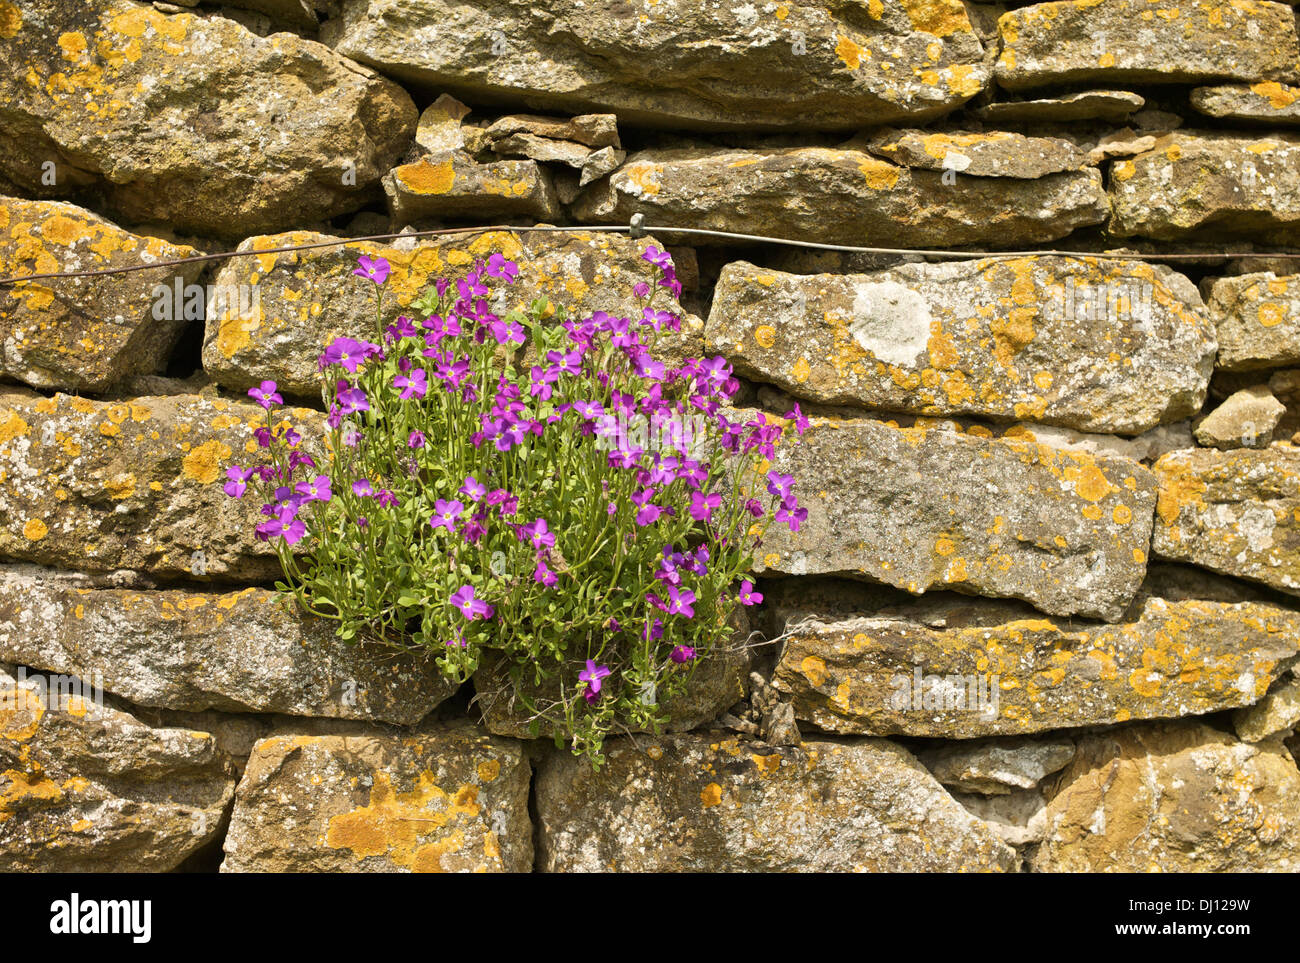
[224,244,806,762]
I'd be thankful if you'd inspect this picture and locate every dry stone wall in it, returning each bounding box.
[2,0,1300,872]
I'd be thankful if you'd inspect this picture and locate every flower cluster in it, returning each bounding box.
[223,244,804,762]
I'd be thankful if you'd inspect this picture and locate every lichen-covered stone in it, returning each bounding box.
[972,89,1145,124]
[534,732,1018,872]
[1109,133,1300,242]
[1191,82,1300,125]
[0,663,235,871]
[1234,673,1300,742]
[772,591,1298,737]
[706,258,1214,434]
[917,737,1075,795]
[752,413,1157,620]
[865,129,1087,177]
[1152,445,1300,596]
[0,389,318,580]
[1194,387,1285,449]
[0,197,203,392]
[384,151,562,223]
[995,0,1300,91]
[322,0,990,132]
[202,228,704,397]
[1033,722,1300,872]
[572,146,1108,247]
[0,0,416,237]
[1208,271,1300,371]
[220,722,532,872]
[475,610,750,739]
[0,566,455,724]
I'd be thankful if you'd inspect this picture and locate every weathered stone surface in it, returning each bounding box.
[475,610,750,739]
[202,228,704,397]
[772,592,1298,737]
[0,566,454,724]
[1192,82,1300,125]
[322,0,990,132]
[1110,133,1300,242]
[384,151,561,223]
[1194,387,1285,449]
[706,258,1214,434]
[972,89,1144,123]
[0,197,202,392]
[573,146,1108,247]
[1152,445,1300,596]
[1209,271,1300,371]
[1234,673,1300,742]
[918,737,1075,794]
[0,0,416,237]
[534,732,1018,872]
[865,129,1087,177]
[414,94,473,153]
[0,663,235,871]
[1033,722,1300,872]
[753,413,1157,620]
[952,787,1047,847]
[0,389,318,580]
[485,113,621,151]
[1005,420,1194,463]
[1086,128,1156,164]
[221,722,532,872]
[995,0,1300,91]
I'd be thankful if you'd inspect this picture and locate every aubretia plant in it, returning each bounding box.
[223,244,807,763]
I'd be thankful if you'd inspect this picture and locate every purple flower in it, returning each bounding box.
[224,465,254,499]
[666,585,696,618]
[775,497,808,532]
[376,489,399,508]
[485,252,519,282]
[738,580,763,606]
[352,479,375,498]
[322,337,368,373]
[354,254,390,285]
[784,403,810,436]
[338,386,370,415]
[670,645,696,664]
[766,471,795,502]
[745,498,764,518]
[533,560,558,587]
[408,430,426,449]
[635,504,663,527]
[579,659,612,704]
[256,507,306,545]
[248,380,282,410]
[430,499,464,532]
[295,474,332,503]
[518,517,555,551]
[450,584,494,621]
[459,476,486,502]
[689,490,721,522]
[394,368,428,400]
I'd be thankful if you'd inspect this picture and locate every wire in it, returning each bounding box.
[1,215,1298,286]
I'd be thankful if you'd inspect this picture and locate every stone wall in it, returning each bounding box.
[2,0,1300,872]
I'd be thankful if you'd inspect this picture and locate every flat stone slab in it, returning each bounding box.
[752,412,1158,621]
[534,731,1018,872]
[706,257,1215,434]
